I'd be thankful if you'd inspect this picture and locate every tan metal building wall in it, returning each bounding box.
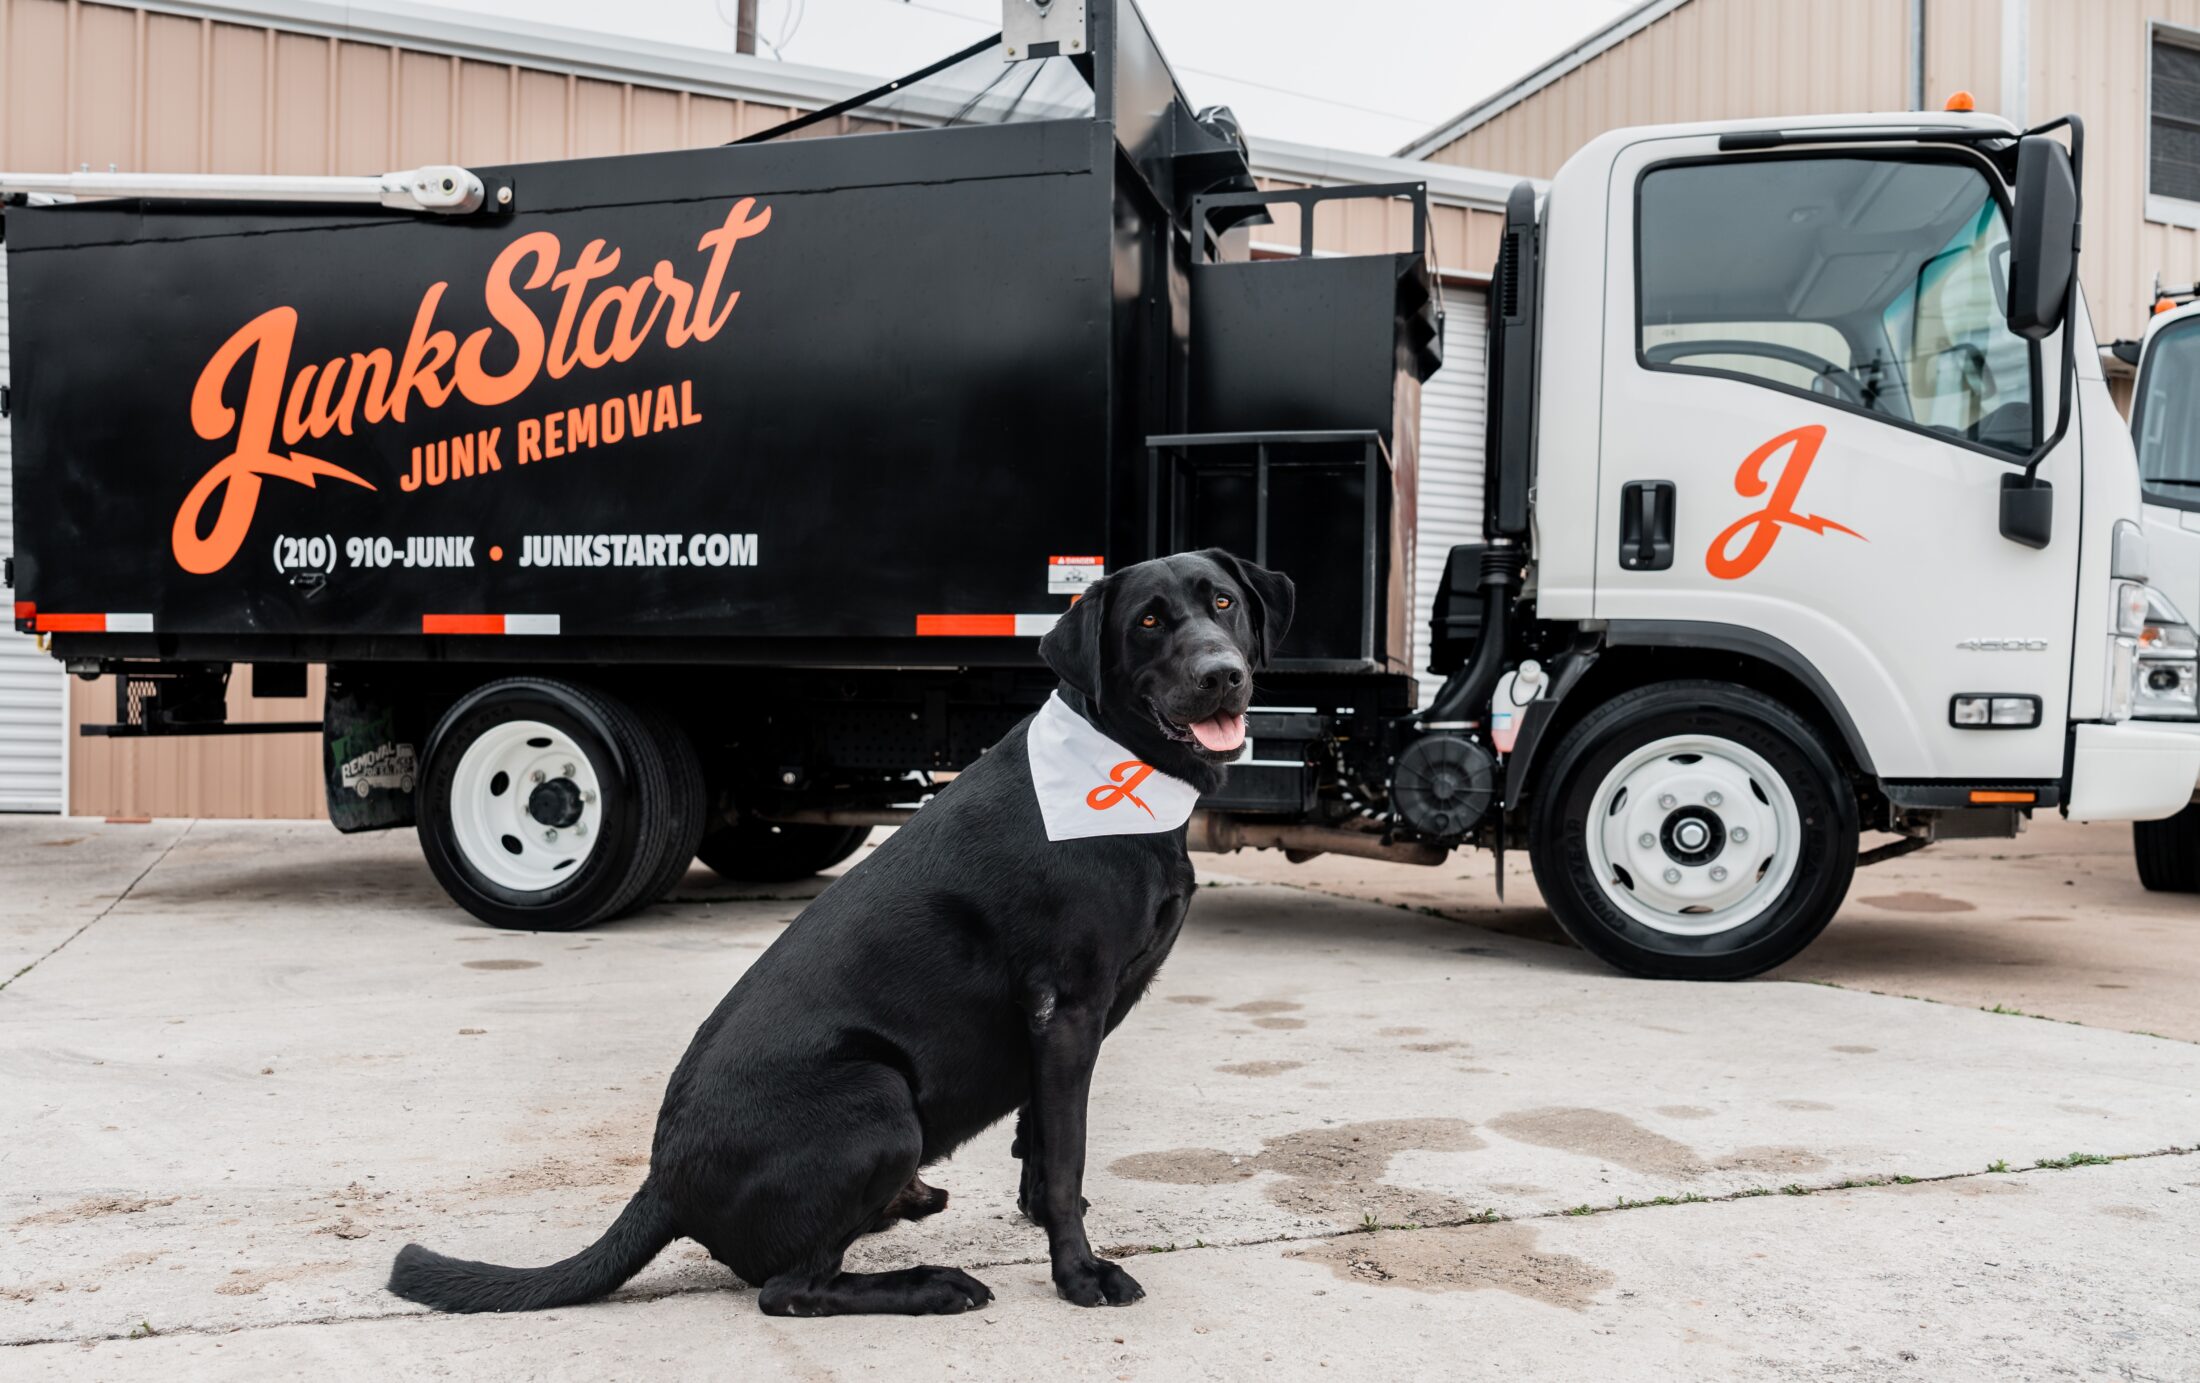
[0,0,914,818]
[3,0,1506,819]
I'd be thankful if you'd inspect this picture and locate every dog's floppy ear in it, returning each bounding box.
[1200,549,1295,667]
[1039,576,1110,701]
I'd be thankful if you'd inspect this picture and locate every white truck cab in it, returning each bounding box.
[1473,109,2200,977]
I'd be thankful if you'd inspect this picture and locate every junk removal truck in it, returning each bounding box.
[5,0,2197,979]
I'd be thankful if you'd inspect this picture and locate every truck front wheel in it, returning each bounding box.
[1527,681,1858,980]
[2133,803,2200,892]
[417,679,679,930]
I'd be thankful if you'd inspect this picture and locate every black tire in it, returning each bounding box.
[417,678,676,931]
[696,819,871,884]
[624,706,709,912]
[2134,802,2200,892]
[1527,681,1859,980]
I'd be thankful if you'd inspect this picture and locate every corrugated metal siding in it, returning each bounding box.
[0,0,901,818]
[1424,0,1917,182]
[0,244,69,812]
[1412,287,1488,706]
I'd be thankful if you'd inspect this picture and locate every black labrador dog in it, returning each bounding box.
[388,549,1293,1316]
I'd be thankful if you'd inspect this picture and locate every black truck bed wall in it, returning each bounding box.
[5,120,1126,654]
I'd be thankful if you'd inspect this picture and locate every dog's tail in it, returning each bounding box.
[387,1182,676,1314]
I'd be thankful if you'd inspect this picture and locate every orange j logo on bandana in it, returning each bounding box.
[1086,760,1157,818]
[1706,424,1866,580]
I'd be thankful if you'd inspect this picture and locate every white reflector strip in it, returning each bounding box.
[106,613,155,633]
[503,614,561,635]
[1013,613,1062,637]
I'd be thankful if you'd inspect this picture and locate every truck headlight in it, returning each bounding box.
[2135,587,2200,721]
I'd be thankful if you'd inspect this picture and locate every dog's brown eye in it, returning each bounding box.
[1215,595,1233,611]
[1140,614,1158,628]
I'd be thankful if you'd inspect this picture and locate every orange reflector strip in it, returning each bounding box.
[916,614,1018,637]
[34,613,106,632]
[12,601,33,621]
[423,614,505,635]
[1969,790,2036,805]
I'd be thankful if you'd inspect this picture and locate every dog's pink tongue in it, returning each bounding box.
[1191,712,1247,753]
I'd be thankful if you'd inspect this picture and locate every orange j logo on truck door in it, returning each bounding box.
[1706,424,1865,580]
[1086,760,1157,818]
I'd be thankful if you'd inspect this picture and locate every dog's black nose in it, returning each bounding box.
[1193,654,1247,693]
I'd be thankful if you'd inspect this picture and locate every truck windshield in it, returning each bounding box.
[2134,318,2200,503]
[1639,155,2035,459]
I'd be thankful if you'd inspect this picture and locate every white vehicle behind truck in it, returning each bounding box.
[2121,291,2200,887]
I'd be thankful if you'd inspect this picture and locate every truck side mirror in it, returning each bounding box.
[2006,135,2077,341]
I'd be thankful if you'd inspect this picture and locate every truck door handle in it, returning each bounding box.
[1619,480,1675,571]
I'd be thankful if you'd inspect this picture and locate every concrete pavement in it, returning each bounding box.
[2,818,2196,1380]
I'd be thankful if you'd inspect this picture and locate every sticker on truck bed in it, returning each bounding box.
[1048,555,1104,595]
[174,200,774,576]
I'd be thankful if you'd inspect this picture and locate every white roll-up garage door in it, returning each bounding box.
[0,246,68,812]
[1411,284,1488,706]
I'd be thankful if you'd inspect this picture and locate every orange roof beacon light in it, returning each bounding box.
[2157,297,2179,315]
[1944,90,1977,112]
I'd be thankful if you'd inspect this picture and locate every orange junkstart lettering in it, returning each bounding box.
[1086,760,1157,817]
[173,200,773,574]
[1705,424,1865,580]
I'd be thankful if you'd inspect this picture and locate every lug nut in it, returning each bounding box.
[1731,827,1749,844]
[1658,793,1677,810]
[573,823,588,838]
[561,762,576,778]
[530,770,546,784]
[1710,865,1728,882]
[542,828,558,844]
[1705,790,1724,808]
[1638,833,1656,849]
[581,790,597,804]
[1663,867,1682,884]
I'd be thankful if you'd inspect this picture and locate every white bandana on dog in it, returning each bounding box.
[1027,693,1201,842]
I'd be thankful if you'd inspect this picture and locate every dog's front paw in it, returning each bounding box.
[1054,1257,1144,1308]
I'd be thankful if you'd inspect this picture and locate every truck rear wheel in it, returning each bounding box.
[2133,803,2200,892]
[1527,681,1858,980]
[417,679,677,931]
[696,820,871,884]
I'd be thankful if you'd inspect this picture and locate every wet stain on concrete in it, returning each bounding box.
[1775,1100,1836,1112]
[1831,1045,1877,1055]
[1289,1222,1613,1311]
[1655,1106,1715,1120]
[1215,1060,1304,1078]
[1858,891,1977,914]
[1112,1118,1486,1227]
[1714,1145,1829,1176]
[463,959,541,971]
[1401,1041,1466,1053]
[1252,1017,1308,1030]
[1486,1107,1705,1177]
[14,1195,179,1229]
[1224,999,1304,1015]
[1165,995,1214,1005]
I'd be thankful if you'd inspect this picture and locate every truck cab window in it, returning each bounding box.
[1638,156,2036,459]
[2135,318,2200,504]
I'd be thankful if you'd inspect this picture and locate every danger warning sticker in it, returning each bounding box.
[1048,555,1105,596]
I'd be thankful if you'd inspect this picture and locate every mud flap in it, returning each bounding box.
[324,676,420,832]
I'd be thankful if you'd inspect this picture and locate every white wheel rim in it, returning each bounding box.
[1582,734,1801,938]
[448,719,604,893]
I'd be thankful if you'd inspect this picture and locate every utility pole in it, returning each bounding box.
[736,0,759,55]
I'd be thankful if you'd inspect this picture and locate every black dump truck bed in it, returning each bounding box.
[6,1,1436,678]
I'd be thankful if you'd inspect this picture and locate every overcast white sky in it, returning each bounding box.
[424,0,1642,155]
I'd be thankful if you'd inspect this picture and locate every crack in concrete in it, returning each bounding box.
[1,821,195,995]
[8,1141,2192,1350]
